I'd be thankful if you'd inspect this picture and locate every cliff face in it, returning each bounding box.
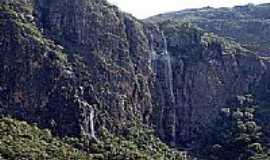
[1,0,270,153]
[0,0,153,139]
[34,0,155,133]
[146,3,270,56]
[148,22,270,148]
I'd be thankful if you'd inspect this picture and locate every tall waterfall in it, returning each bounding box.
[149,33,158,63]
[161,31,176,146]
[150,29,177,147]
[161,31,175,104]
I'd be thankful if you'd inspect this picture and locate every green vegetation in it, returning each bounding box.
[0,3,68,63]
[91,125,183,160]
[64,123,184,160]
[0,118,184,160]
[205,95,270,160]
[146,3,270,54]
[0,118,91,160]
[0,2,185,159]
[2,1,269,160]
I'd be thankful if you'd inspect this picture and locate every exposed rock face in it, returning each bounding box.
[147,25,177,146]
[1,0,270,152]
[148,22,270,148]
[146,3,270,56]
[34,0,155,133]
[0,0,153,139]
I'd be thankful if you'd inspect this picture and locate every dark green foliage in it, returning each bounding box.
[65,124,184,160]
[0,118,92,160]
[0,118,184,160]
[248,151,270,160]
[206,95,269,160]
[101,125,184,159]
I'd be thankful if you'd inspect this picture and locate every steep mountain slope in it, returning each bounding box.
[148,21,270,149]
[0,1,184,159]
[146,3,270,56]
[1,0,270,159]
[0,0,153,139]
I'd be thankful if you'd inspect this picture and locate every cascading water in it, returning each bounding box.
[149,29,177,147]
[161,31,177,146]
[89,106,97,140]
[161,31,175,104]
[78,98,97,141]
[149,33,158,64]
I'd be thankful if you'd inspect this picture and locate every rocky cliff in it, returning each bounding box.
[0,0,154,139]
[148,21,270,149]
[0,0,270,158]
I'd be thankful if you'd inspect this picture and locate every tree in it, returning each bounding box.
[208,95,267,160]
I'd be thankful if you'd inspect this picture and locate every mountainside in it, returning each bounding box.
[149,21,270,149]
[146,3,270,56]
[1,0,270,159]
[0,1,184,159]
[1,0,154,139]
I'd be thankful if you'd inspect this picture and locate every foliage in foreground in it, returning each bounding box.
[64,124,184,160]
[205,95,270,160]
[0,118,184,160]
[0,118,91,160]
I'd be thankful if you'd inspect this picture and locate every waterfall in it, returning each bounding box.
[149,33,158,64]
[161,31,175,104]
[161,31,176,146]
[150,29,177,146]
[79,99,97,141]
[89,106,97,140]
